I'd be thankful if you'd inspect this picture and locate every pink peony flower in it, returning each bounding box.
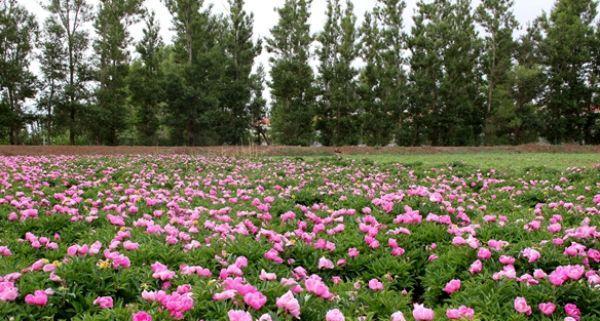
[276,291,301,318]
[564,303,581,321]
[93,296,114,309]
[443,279,461,294]
[412,304,435,321]
[538,302,556,316]
[244,291,267,310]
[132,311,152,321]
[228,310,253,321]
[514,297,532,315]
[391,311,406,321]
[326,309,345,321]
[446,306,474,320]
[25,290,48,306]
[368,279,384,291]
[0,282,19,302]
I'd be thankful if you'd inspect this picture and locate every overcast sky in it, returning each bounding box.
[19,0,556,105]
[21,0,556,65]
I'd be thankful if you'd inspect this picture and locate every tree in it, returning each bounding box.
[219,0,262,145]
[541,0,597,143]
[475,0,518,144]
[406,1,443,146]
[508,22,545,144]
[42,0,93,145]
[128,10,163,145]
[248,65,269,145]
[0,0,38,144]
[376,0,409,146]
[358,11,390,146]
[163,0,227,146]
[267,0,316,146]
[38,16,66,144]
[93,0,143,145]
[315,0,360,146]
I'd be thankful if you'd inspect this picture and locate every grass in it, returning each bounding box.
[299,153,600,171]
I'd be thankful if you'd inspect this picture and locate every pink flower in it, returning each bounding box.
[446,306,474,319]
[538,302,556,316]
[412,304,435,321]
[0,282,19,302]
[326,309,345,321]
[93,296,114,309]
[477,247,492,260]
[368,279,383,291]
[132,311,153,321]
[443,279,461,294]
[244,291,267,310]
[521,248,541,263]
[305,275,333,299]
[514,297,532,315]
[469,260,483,274]
[318,257,334,269]
[259,269,276,281]
[25,290,48,306]
[276,291,301,318]
[348,248,359,258]
[228,310,253,321]
[564,303,581,321]
[391,311,406,321]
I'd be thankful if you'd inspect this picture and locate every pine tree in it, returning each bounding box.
[38,16,66,144]
[0,0,38,144]
[316,0,360,146]
[42,0,93,145]
[509,22,545,144]
[163,0,226,145]
[248,65,269,145]
[267,0,316,146]
[541,0,597,143]
[475,0,518,144]
[93,0,143,145]
[219,0,262,145]
[358,11,390,146]
[128,10,163,145]
[376,0,409,146]
[407,1,447,146]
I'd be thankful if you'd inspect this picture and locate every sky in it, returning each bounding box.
[19,0,557,104]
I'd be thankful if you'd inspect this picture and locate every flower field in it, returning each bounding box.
[0,155,598,321]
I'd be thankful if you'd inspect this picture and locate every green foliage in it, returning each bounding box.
[267,0,316,146]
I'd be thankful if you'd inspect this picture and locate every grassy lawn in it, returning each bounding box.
[300,153,599,171]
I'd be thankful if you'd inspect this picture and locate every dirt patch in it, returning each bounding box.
[1,144,599,156]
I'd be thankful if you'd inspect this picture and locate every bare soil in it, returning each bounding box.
[1,144,599,156]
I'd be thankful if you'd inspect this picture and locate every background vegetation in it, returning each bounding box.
[1,0,600,146]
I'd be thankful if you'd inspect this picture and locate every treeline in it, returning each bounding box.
[1,0,599,146]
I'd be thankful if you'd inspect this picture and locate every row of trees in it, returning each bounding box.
[1,0,599,146]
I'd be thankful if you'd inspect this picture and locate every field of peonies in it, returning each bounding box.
[0,155,598,321]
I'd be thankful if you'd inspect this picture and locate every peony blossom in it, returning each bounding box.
[412,304,435,321]
[326,309,345,321]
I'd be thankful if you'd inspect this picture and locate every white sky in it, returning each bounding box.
[19,0,556,105]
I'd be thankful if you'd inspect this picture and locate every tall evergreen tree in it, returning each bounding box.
[376,0,409,145]
[0,0,38,144]
[408,0,482,146]
[541,0,597,143]
[475,0,518,144]
[219,0,262,145]
[509,21,545,144]
[406,1,443,146]
[267,0,316,146]
[38,16,66,143]
[93,0,143,145]
[42,0,93,145]
[128,10,163,145]
[316,0,360,146]
[358,11,390,146]
[163,0,226,145]
[248,65,269,145]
